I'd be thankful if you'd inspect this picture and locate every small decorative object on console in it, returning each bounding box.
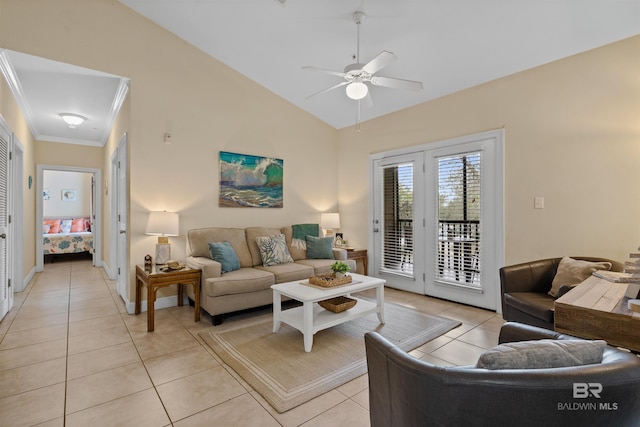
[144,254,153,271]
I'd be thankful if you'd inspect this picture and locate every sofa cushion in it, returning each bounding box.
[503,292,555,324]
[296,259,357,275]
[476,339,607,370]
[246,227,283,266]
[256,262,314,283]
[548,257,612,297]
[255,234,294,266]
[203,268,275,297]
[187,228,253,267]
[208,241,241,273]
[305,235,334,259]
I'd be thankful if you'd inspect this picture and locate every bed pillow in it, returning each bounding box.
[256,234,294,266]
[70,218,86,233]
[43,224,51,234]
[305,235,335,259]
[60,219,72,234]
[476,339,606,370]
[208,241,241,273]
[548,257,612,297]
[44,219,61,234]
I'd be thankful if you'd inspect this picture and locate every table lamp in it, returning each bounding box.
[320,212,341,237]
[145,211,179,264]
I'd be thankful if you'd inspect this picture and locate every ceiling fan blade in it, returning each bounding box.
[302,66,346,78]
[362,51,397,74]
[371,76,423,91]
[305,81,349,99]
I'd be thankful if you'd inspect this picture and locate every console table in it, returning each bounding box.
[135,265,201,332]
[554,275,640,352]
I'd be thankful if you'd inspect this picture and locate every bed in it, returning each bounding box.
[43,218,93,261]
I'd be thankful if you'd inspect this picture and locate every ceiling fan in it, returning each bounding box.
[303,11,423,109]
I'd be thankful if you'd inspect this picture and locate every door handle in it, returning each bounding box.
[119,230,126,234]
[373,228,379,233]
[0,233,5,239]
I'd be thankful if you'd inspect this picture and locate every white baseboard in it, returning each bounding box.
[18,267,36,293]
[123,294,185,315]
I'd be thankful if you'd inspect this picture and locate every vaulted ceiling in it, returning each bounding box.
[2,1,638,146]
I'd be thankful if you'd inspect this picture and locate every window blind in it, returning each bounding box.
[436,152,482,287]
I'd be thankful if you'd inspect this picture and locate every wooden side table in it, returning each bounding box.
[135,264,201,332]
[346,249,368,276]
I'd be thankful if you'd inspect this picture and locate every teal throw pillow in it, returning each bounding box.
[305,235,334,259]
[208,241,241,273]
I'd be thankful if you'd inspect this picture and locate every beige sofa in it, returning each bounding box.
[185,226,356,325]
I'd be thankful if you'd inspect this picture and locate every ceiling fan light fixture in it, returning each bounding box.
[59,113,87,128]
[346,82,368,100]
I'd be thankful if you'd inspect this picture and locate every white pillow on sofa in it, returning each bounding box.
[548,257,612,297]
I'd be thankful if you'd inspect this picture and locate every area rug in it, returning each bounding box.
[199,302,460,413]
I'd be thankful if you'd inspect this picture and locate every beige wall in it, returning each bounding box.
[1,0,339,303]
[337,35,640,266]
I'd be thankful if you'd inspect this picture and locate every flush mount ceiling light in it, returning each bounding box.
[59,113,87,128]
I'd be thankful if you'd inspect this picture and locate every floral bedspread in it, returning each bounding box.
[43,232,94,254]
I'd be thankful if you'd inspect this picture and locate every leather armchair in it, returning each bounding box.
[499,257,624,330]
[365,322,640,427]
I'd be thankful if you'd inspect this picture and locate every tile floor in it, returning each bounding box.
[0,259,504,427]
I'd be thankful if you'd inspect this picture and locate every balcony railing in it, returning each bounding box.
[381,219,480,286]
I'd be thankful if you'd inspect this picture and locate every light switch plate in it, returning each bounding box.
[534,196,544,209]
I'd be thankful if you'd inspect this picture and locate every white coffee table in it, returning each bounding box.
[272,273,385,352]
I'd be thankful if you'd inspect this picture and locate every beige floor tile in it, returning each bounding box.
[478,314,507,332]
[351,389,369,410]
[130,326,200,360]
[412,334,453,354]
[0,323,67,350]
[67,342,141,380]
[254,389,349,427]
[0,338,67,371]
[69,296,118,312]
[65,388,171,427]
[67,323,132,355]
[336,374,368,398]
[7,312,69,333]
[417,352,457,366]
[65,361,153,414]
[13,303,70,319]
[300,399,370,427]
[439,304,496,326]
[456,326,500,349]
[430,339,487,366]
[156,366,247,422]
[144,344,220,386]
[68,313,125,336]
[0,357,66,399]
[0,383,65,427]
[68,303,120,322]
[174,393,280,427]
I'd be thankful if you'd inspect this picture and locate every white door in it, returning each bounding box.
[0,125,11,319]
[371,130,504,311]
[114,135,128,298]
[371,153,425,293]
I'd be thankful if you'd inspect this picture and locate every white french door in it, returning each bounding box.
[371,153,425,293]
[111,134,128,299]
[371,130,504,310]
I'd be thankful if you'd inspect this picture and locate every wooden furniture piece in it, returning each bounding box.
[346,249,368,275]
[272,273,385,352]
[135,264,201,332]
[554,275,640,352]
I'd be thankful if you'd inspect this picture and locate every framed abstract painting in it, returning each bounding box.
[219,151,283,208]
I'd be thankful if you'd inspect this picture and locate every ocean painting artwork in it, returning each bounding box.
[219,151,284,208]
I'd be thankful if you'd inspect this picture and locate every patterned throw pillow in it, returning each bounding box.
[256,234,294,266]
[60,219,72,234]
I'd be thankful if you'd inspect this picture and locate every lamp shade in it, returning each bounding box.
[320,213,341,230]
[145,211,179,236]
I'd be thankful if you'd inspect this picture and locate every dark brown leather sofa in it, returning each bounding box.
[499,257,624,330]
[365,322,640,427]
